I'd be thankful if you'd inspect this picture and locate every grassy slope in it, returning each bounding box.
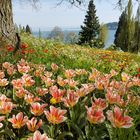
[1,33,140,75]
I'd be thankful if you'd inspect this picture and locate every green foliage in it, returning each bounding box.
[48,26,64,42]
[78,0,100,48]
[99,23,108,45]
[114,0,136,53]
[132,5,140,53]
[65,32,79,44]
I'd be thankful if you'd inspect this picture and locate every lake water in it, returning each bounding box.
[33,29,116,48]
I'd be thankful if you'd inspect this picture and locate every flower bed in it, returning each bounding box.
[0,58,140,140]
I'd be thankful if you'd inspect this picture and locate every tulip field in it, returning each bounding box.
[0,34,140,140]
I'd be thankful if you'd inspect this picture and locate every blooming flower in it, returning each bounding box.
[27,117,43,132]
[27,130,50,140]
[106,106,133,128]
[62,90,79,108]
[57,76,67,87]
[44,106,67,125]
[0,79,9,87]
[17,64,30,74]
[67,79,78,88]
[106,89,124,106]
[22,74,35,87]
[88,68,100,81]
[0,95,11,103]
[0,101,14,114]
[49,86,65,104]
[6,45,14,52]
[121,72,130,82]
[31,102,47,116]
[0,116,5,128]
[44,78,55,87]
[15,88,28,98]
[0,70,5,79]
[2,62,12,69]
[11,79,23,89]
[64,69,75,79]
[91,97,107,110]
[36,87,48,96]
[86,106,105,124]
[20,43,28,49]
[24,93,35,104]
[51,63,58,71]
[8,112,28,129]
[7,66,16,76]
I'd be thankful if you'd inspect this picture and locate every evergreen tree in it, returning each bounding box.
[114,0,135,52]
[133,5,140,53]
[26,25,32,34]
[114,10,128,51]
[78,0,100,47]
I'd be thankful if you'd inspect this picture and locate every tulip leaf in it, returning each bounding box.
[56,132,73,140]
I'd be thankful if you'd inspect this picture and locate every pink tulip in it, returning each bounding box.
[0,70,5,79]
[86,106,105,124]
[27,117,43,132]
[49,86,65,104]
[57,76,67,87]
[0,101,14,114]
[12,79,23,89]
[0,79,9,87]
[31,102,47,116]
[107,106,133,128]
[22,74,35,87]
[92,97,107,110]
[62,90,79,108]
[17,64,30,74]
[0,116,5,128]
[51,63,58,71]
[64,69,75,79]
[8,112,28,129]
[2,62,12,69]
[27,130,50,140]
[44,106,67,125]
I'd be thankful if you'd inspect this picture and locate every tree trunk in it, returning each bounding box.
[0,0,16,45]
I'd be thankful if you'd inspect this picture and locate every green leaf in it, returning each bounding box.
[56,132,73,140]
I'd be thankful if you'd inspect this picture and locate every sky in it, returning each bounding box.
[12,0,138,31]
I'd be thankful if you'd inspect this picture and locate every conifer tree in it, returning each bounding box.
[114,0,135,52]
[78,0,100,47]
[133,5,140,53]
[26,25,32,34]
[114,10,128,51]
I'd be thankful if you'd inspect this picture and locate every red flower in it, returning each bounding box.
[138,68,140,73]
[6,45,14,52]
[43,49,48,53]
[20,43,28,49]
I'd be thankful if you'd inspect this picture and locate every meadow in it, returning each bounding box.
[0,33,140,140]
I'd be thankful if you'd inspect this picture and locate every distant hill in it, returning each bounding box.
[106,22,118,30]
